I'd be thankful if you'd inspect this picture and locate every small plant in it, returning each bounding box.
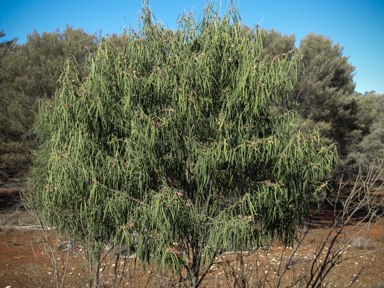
[352,237,374,250]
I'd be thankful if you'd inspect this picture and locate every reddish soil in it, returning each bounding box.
[1,200,384,287]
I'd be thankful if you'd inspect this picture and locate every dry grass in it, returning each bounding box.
[352,237,375,250]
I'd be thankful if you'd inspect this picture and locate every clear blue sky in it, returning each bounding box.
[1,0,383,94]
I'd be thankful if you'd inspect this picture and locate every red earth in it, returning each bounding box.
[1,190,384,287]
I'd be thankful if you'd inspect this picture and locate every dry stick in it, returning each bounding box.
[307,215,347,287]
[13,225,51,230]
[21,202,60,287]
[196,250,218,287]
[341,180,384,248]
[35,215,60,287]
[213,275,225,288]
[347,267,365,288]
[275,244,290,286]
[381,223,384,244]
[282,209,352,287]
[144,268,156,288]
[276,230,310,287]
[309,168,383,287]
[116,258,128,288]
[31,244,44,287]
[343,213,380,250]
[79,217,98,288]
[99,244,115,267]
[59,244,71,288]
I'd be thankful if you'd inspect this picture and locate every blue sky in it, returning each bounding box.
[1,0,383,94]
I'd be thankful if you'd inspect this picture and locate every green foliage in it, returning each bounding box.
[0,30,32,178]
[1,25,100,100]
[291,33,358,158]
[260,31,382,176]
[260,28,296,59]
[0,26,100,178]
[27,2,336,286]
[345,92,384,171]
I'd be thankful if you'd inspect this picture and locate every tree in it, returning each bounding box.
[26,2,337,287]
[1,25,100,101]
[260,28,296,59]
[0,26,100,179]
[345,92,384,171]
[291,33,358,159]
[0,30,30,180]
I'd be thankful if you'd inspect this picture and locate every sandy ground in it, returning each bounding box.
[0,194,384,287]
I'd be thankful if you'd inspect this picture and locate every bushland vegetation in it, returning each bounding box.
[0,25,100,182]
[0,0,383,287]
[1,18,382,183]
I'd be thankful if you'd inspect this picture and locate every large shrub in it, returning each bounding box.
[27,2,337,287]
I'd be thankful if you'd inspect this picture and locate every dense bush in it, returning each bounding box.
[26,2,337,287]
[0,26,100,179]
